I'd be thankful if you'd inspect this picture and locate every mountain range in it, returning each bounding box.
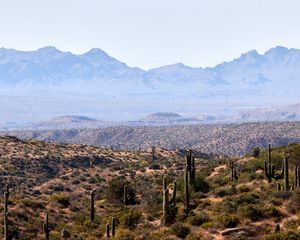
[1,46,300,128]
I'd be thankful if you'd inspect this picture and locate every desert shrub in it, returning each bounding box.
[149,163,161,170]
[242,157,264,172]
[21,199,45,209]
[237,185,251,193]
[264,231,300,240]
[266,207,282,218]
[273,190,292,200]
[287,189,300,214]
[171,223,190,238]
[236,193,260,205]
[188,213,209,226]
[252,147,261,158]
[214,187,234,197]
[115,229,134,240]
[212,176,229,187]
[120,209,142,230]
[107,177,137,205]
[50,193,70,208]
[222,200,237,214]
[238,204,265,221]
[218,214,239,228]
[199,200,211,209]
[49,183,65,192]
[193,175,210,193]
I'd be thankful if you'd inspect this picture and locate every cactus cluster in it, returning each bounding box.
[162,176,177,225]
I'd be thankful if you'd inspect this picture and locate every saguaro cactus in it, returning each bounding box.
[264,144,275,182]
[184,165,190,209]
[123,185,128,205]
[162,177,177,225]
[294,166,300,188]
[186,150,196,186]
[106,224,110,238]
[3,191,8,240]
[229,160,238,181]
[6,184,9,199]
[162,184,169,224]
[283,158,290,190]
[111,217,116,237]
[90,191,95,222]
[171,181,177,208]
[277,183,281,191]
[43,213,51,240]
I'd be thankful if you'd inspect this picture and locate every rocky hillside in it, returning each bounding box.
[3,121,300,156]
[0,136,299,239]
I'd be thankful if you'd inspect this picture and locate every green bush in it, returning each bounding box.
[238,204,265,221]
[264,231,300,240]
[107,177,137,205]
[214,187,234,197]
[237,185,251,193]
[193,175,210,193]
[188,213,209,226]
[171,223,190,238]
[221,200,237,214]
[236,193,260,205]
[252,147,261,158]
[218,214,239,228]
[50,193,70,208]
[120,209,142,230]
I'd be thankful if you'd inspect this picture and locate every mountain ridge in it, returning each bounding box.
[1,45,300,126]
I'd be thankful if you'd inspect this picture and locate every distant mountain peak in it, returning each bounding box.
[37,46,61,53]
[264,46,290,56]
[143,112,183,121]
[239,49,261,60]
[82,48,110,57]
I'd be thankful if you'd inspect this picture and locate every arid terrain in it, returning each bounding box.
[0,135,299,239]
[3,121,300,156]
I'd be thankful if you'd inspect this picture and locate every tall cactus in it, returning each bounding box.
[171,181,177,208]
[184,165,190,209]
[162,184,169,224]
[264,144,275,182]
[111,217,116,237]
[3,191,8,240]
[6,184,9,199]
[106,224,110,238]
[186,150,196,187]
[90,191,95,222]
[229,160,238,181]
[123,185,128,205]
[294,166,300,188]
[277,182,281,191]
[162,177,177,225]
[43,213,51,240]
[283,158,289,190]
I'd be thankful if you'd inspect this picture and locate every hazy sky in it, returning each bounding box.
[1,0,300,69]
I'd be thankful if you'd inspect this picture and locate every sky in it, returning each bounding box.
[1,0,300,69]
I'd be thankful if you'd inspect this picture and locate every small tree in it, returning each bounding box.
[252,147,261,158]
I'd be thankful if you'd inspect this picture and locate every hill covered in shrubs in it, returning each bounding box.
[0,136,299,239]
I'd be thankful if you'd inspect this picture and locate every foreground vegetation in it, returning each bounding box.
[0,136,299,239]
